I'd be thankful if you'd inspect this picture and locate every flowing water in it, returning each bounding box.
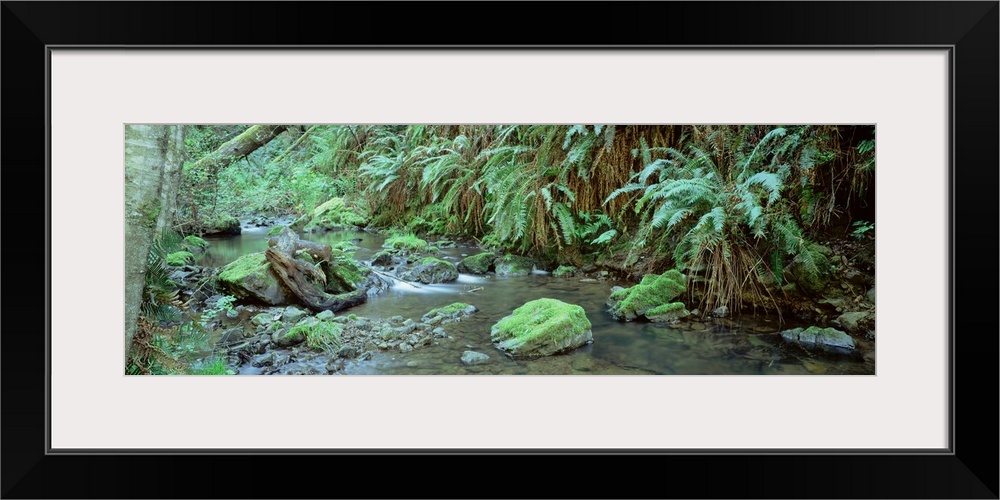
[197,219,875,375]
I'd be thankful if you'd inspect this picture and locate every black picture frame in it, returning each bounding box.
[3,2,996,498]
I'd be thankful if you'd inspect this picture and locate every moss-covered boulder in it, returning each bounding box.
[457,252,496,274]
[166,251,194,266]
[218,252,294,305]
[399,257,459,284]
[490,298,593,358]
[267,225,287,236]
[370,249,396,266]
[607,270,687,321]
[322,249,371,293]
[781,326,855,351]
[422,302,478,324]
[383,234,428,253]
[203,213,241,236]
[645,302,690,323]
[182,235,210,253]
[552,265,577,278]
[303,197,368,232]
[494,254,534,277]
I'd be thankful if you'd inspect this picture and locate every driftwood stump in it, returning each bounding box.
[264,228,366,312]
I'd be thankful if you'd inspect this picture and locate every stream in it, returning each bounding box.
[196,219,875,375]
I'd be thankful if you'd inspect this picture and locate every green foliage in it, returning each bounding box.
[166,251,194,266]
[851,220,874,238]
[191,356,235,375]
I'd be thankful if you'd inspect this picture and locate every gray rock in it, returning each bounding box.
[325,358,345,373]
[251,313,275,327]
[315,310,335,321]
[460,350,491,365]
[457,252,496,274]
[398,343,413,352]
[781,326,855,351]
[283,306,308,323]
[432,327,448,338]
[835,311,873,335]
[272,328,305,347]
[866,286,876,304]
[398,257,459,284]
[712,306,729,318]
[251,352,273,367]
[337,345,358,359]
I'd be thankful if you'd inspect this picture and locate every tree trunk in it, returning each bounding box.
[154,126,187,236]
[125,125,183,366]
[188,125,288,173]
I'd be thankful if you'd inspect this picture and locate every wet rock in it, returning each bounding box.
[422,303,478,324]
[781,326,855,351]
[326,358,345,373]
[460,350,490,366]
[834,311,874,335]
[398,343,413,352]
[866,286,876,304]
[272,327,306,347]
[357,351,373,361]
[337,345,358,359]
[494,254,535,277]
[315,310,335,321]
[646,303,690,324]
[371,249,396,266]
[490,298,593,358]
[251,313,275,328]
[457,252,496,274]
[282,306,308,323]
[399,257,459,284]
[432,327,447,338]
[711,306,729,318]
[783,245,832,295]
[251,352,273,367]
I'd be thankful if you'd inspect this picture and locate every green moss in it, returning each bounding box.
[490,298,593,357]
[609,270,687,321]
[552,265,576,277]
[220,253,268,283]
[295,249,316,265]
[323,250,368,293]
[645,302,689,323]
[137,199,160,229]
[494,254,534,276]
[306,197,368,230]
[384,234,428,252]
[267,225,287,236]
[457,252,496,274]
[166,251,194,266]
[425,302,472,317]
[182,235,209,249]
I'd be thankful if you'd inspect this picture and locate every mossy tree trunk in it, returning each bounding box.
[187,124,288,173]
[124,125,185,369]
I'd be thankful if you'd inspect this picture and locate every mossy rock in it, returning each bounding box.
[490,298,593,358]
[552,265,577,278]
[322,250,371,293]
[494,254,534,277]
[371,249,396,266]
[457,252,496,274]
[218,252,293,305]
[304,197,368,231]
[608,270,687,322]
[422,302,478,323]
[181,235,209,253]
[781,326,855,351]
[645,302,690,323]
[166,251,194,267]
[267,225,287,236]
[203,214,241,236]
[398,257,458,284]
[383,234,428,253]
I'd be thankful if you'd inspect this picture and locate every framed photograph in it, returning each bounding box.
[4,2,996,498]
